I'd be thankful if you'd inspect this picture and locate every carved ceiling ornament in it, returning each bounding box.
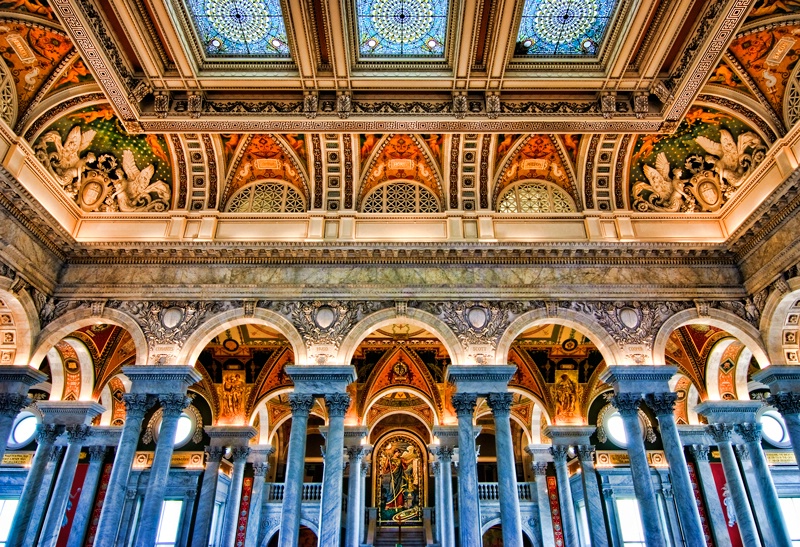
[428,300,522,350]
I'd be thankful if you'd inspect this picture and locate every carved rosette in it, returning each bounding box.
[288,393,314,416]
[705,423,734,444]
[610,393,643,417]
[734,423,762,443]
[487,392,513,417]
[205,446,225,463]
[324,393,351,417]
[0,393,29,418]
[644,392,678,417]
[230,446,250,462]
[159,394,191,418]
[768,393,800,415]
[550,445,570,463]
[66,424,92,444]
[689,444,709,462]
[451,393,478,417]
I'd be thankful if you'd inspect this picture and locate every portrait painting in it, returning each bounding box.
[374,434,425,524]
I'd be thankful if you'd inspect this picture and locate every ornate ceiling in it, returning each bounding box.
[0,0,798,262]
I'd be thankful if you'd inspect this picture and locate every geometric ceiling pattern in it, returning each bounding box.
[515,0,618,56]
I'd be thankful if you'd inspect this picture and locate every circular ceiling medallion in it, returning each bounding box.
[161,307,184,329]
[315,305,336,329]
[562,338,578,352]
[222,338,239,352]
[534,0,598,45]
[370,0,434,45]
[206,0,272,45]
[467,306,488,329]
[618,307,640,329]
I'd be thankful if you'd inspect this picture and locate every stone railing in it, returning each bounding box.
[264,482,323,502]
[477,482,535,501]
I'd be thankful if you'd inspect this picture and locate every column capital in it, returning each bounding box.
[576,445,595,462]
[451,392,478,416]
[550,445,570,463]
[610,393,642,417]
[644,392,678,416]
[36,423,61,444]
[705,423,734,444]
[733,444,750,461]
[87,445,106,461]
[734,422,762,443]
[158,394,191,417]
[230,446,250,462]
[66,424,92,444]
[361,460,370,478]
[288,392,314,416]
[486,392,513,416]
[122,393,155,418]
[0,393,28,417]
[689,443,710,461]
[205,445,225,463]
[532,462,549,476]
[768,392,800,415]
[324,393,351,417]
[346,444,372,461]
[253,462,269,477]
[428,445,454,461]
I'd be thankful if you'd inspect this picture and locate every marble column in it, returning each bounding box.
[318,393,350,547]
[7,423,60,547]
[65,446,107,547]
[0,366,47,461]
[550,445,579,547]
[345,444,371,547]
[429,446,455,547]
[94,393,154,543]
[531,461,555,547]
[191,446,225,546]
[576,445,609,547]
[221,446,250,547]
[610,394,665,547]
[686,444,731,547]
[278,393,314,547]
[430,460,443,545]
[178,488,196,547]
[734,444,774,545]
[245,446,274,547]
[752,366,800,469]
[22,445,63,547]
[705,424,760,546]
[39,425,93,547]
[359,460,370,545]
[134,394,191,547]
[487,392,523,547]
[644,393,705,547]
[452,392,481,547]
[736,423,792,547]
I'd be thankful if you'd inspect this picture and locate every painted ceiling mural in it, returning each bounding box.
[33,103,173,212]
[629,106,767,213]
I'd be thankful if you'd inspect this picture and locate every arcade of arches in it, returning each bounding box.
[4,1,800,547]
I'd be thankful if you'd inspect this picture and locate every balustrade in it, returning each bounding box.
[478,482,535,501]
[265,482,323,502]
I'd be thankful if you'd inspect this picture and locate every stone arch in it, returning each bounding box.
[705,337,752,400]
[31,307,147,370]
[261,520,318,547]
[0,276,40,367]
[249,386,294,443]
[474,405,532,446]
[669,372,701,424]
[337,307,465,365]
[760,277,800,365]
[62,337,95,400]
[653,308,769,368]
[369,410,434,441]
[362,385,440,428]
[178,307,306,367]
[98,372,130,426]
[480,517,537,543]
[495,308,623,367]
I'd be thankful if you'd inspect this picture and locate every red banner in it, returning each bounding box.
[710,462,743,547]
[56,462,89,546]
[687,461,713,546]
[235,477,254,546]
[83,463,112,547]
[546,475,565,545]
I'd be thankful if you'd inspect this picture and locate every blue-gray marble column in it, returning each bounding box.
[531,462,555,547]
[576,445,609,547]
[550,445,579,547]
[22,445,63,547]
[687,444,731,547]
[0,393,30,460]
[7,424,60,547]
[134,394,191,547]
[705,424,760,546]
[191,446,225,546]
[488,392,523,547]
[345,444,371,547]
[39,425,92,547]
[752,367,800,470]
[736,423,792,547]
[221,446,250,547]
[429,446,455,547]
[430,460,443,545]
[452,392,481,547]
[610,394,665,547]
[245,447,274,547]
[178,488,196,547]
[359,461,370,545]
[278,393,314,547]
[734,444,773,545]
[94,393,153,543]
[0,366,47,462]
[65,446,106,547]
[318,393,350,547]
[644,393,705,547]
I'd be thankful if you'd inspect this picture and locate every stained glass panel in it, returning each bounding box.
[184,0,291,57]
[515,0,618,56]
[357,0,449,57]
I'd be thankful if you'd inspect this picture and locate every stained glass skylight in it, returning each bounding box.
[515,0,617,56]
[184,0,291,58]
[356,0,449,58]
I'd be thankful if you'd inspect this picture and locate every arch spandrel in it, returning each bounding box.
[0,276,40,367]
[760,276,800,365]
